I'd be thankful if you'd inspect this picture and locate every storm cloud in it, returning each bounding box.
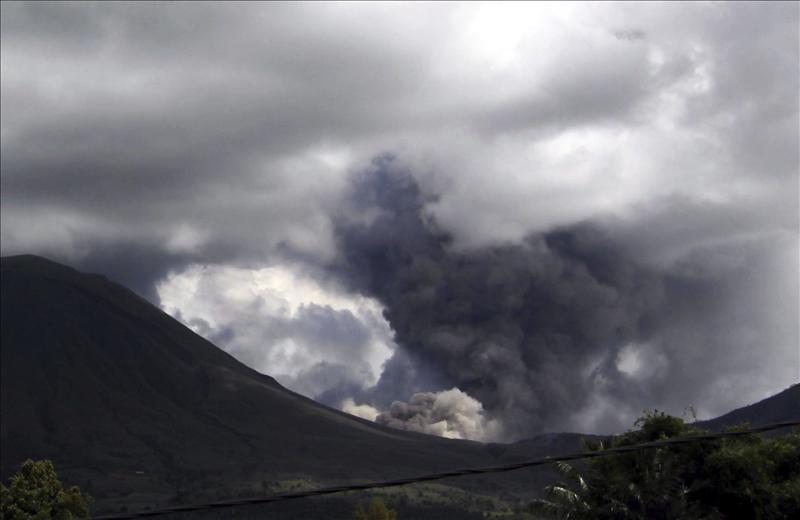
[333,160,798,439]
[2,2,797,439]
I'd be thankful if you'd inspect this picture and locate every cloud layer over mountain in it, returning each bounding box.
[2,2,797,439]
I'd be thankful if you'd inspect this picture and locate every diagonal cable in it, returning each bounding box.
[91,419,800,519]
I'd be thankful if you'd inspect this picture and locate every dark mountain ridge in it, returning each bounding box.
[1,255,797,515]
[1,255,498,512]
[695,383,799,432]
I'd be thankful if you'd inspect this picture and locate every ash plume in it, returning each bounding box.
[375,388,498,441]
[331,158,798,440]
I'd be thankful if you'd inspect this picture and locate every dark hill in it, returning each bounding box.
[2,255,797,516]
[1,255,510,512]
[696,383,799,432]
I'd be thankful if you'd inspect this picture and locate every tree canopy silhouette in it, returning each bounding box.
[1,459,92,520]
[531,411,800,519]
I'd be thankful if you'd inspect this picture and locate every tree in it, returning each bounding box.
[353,497,397,520]
[0,459,92,520]
[531,411,800,520]
[529,462,592,520]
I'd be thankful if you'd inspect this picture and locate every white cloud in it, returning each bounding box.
[616,342,669,381]
[371,388,502,441]
[156,263,395,397]
[340,398,379,422]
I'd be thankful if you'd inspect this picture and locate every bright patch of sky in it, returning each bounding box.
[157,264,394,396]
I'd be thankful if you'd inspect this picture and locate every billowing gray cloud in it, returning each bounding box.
[331,161,797,439]
[5,2,794,276]
[1,2,797,439]
[376,388,499,441]
[342,387,499,440]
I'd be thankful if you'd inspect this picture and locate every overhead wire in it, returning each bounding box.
[91,419,800,519]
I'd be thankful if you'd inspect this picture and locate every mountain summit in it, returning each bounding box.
[2,255,797,515]
[1,255,501,513]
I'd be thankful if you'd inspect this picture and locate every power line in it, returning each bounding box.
[91,419,800,520]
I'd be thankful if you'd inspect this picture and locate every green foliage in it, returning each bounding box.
[0,460,92,520]
[354,497,397,520]
[529,462,592,519]
[532,411,800,520]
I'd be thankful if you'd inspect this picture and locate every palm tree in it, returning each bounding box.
[529,461,592,520]
[530,441,719,520]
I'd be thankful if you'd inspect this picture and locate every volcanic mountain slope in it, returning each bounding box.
[2,255,798,516]
[696,383,800,432]
[1,255,517,513]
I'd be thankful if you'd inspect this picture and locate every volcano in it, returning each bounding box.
[1,255,508,513]
[1,255,797,516]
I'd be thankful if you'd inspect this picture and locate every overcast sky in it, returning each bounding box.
[2,1,798,441]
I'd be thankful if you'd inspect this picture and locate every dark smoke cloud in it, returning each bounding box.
[62,243,196,304]
[2,2,796,440]
[332,158,797,439]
